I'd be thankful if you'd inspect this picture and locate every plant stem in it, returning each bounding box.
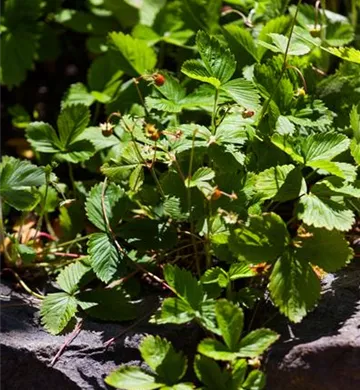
[187,130,201,276]
[34,169,51,241]
[211,88,219,134]
[67,162,77,198]
[258,0,302,124]
[2,268,44,300]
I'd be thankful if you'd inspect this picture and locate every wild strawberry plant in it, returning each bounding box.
[1,0,360,389]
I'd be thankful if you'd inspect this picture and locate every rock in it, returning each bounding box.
[265,261,360,390]
[0,283,200,390]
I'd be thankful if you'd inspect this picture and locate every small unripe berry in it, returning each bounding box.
[100,122,114,137]
[153,73,165,86]
[242,109,255,118]
[212,188,222,201]
[145,123,161,141]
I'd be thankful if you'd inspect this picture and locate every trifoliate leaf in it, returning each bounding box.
[109,32,157,76]
[105,366,163,390]
[181,31,236,88]
[87,232,125,283]
[268,251,321,323]
[255,165,307,202]
[229,213,289,264]
[17,243,36,264]
[40,292,78,335]
[56,259,93,295]
[296,193,355,231]
[0,156,46,210]
[139,336,187,384]
[26,105,94,162]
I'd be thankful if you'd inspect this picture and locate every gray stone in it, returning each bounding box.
[0,283,200,390]
[265,261,360,390]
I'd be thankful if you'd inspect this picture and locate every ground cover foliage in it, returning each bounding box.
[1,0,360,388]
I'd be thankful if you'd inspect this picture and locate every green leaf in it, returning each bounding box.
[350,105,360,141]
[0,0,42,88]
[105,366,162,390]
[215,299,244,351]
[17,243,36,264]
[26,122,63,153]
[163,265,203,309]
[85,182,126,231]
[302,133,350,163]
[26,105,94,162]
[271,134,304,164]
[228,263,257,280]
[306,160,354,179]
[185,167,215,188]
[152,297,195,325]
[255,165,307,202]
[296,193,355,231]
[221,78,260,110]
[109,32,157,76]
[197,338,237,361]
[237,329,279,358]
[229,213,289,264]
[139,336,187,384]
[269,252,321,323]
[57,104,91,148]
[87,232,124,283]
[257,15,290,59]
[62,83,95,107]
[350,139,360,165]
[77,288,136,321]
[258,33,311,56]
[296,227,353,273]
[223,25,259,63]
[242,370,266,390]
[275,115,295,135]
[323,46,360,64]
[201,267,229,288]
[40,292,77,335]
[312,177,360,198]
[181,31,236,88]
[194,355,229,390]
[56,259,92,295]
[182,0,221,33]
[0,156,46,210]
